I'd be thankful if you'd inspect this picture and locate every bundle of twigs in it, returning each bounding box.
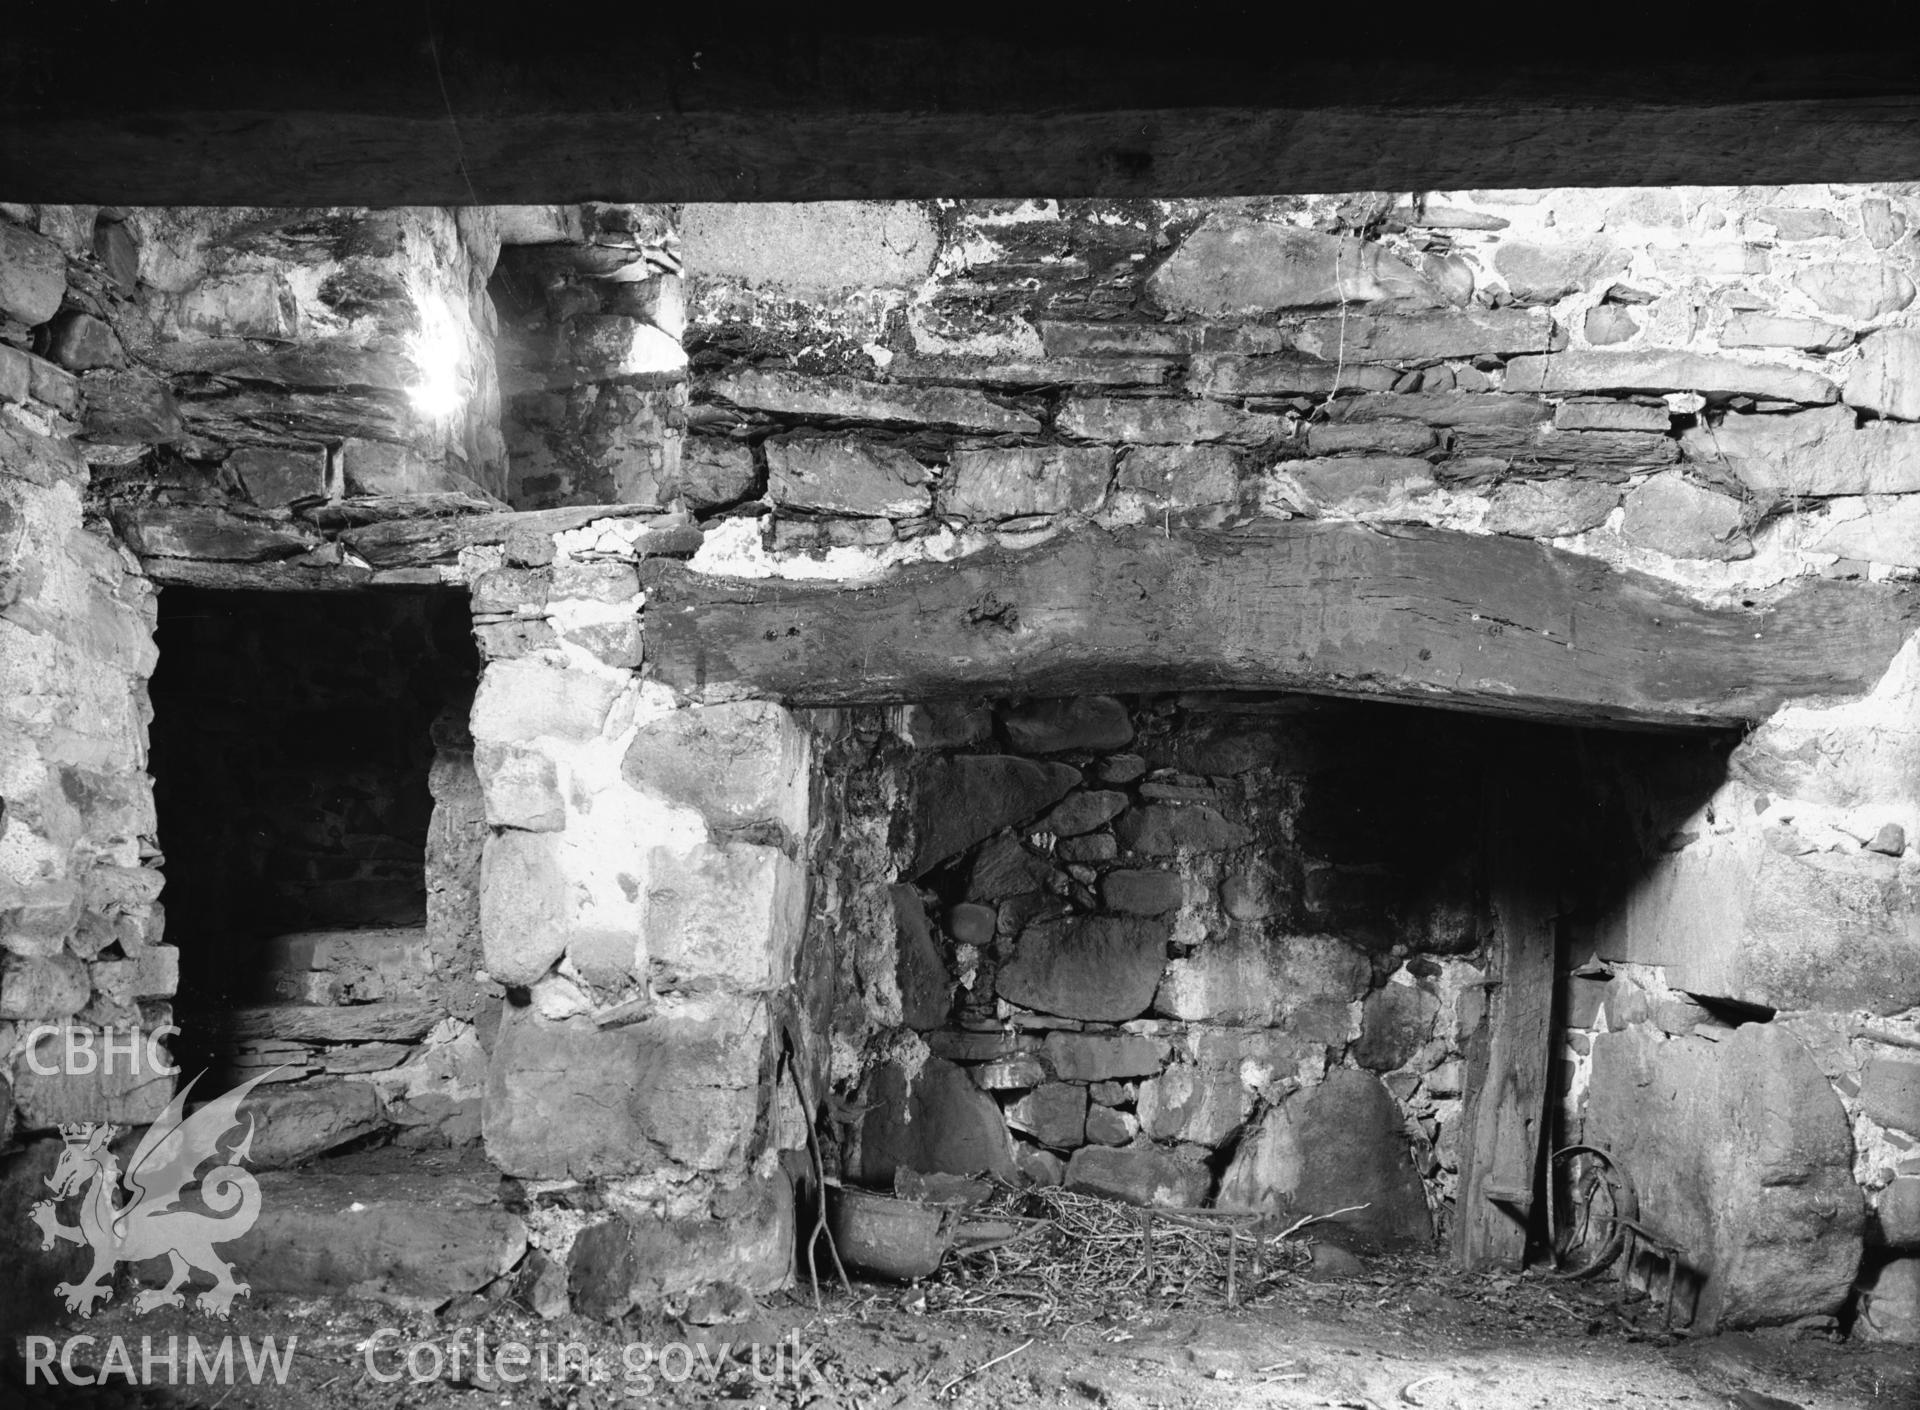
[927,1182,1365,1321]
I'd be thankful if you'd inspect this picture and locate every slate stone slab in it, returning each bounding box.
[910,755,1081,875]
[1217,1066,1432,1250]
[997,915,1168,1021]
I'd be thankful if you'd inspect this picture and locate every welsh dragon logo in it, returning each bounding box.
[28,1069,275,1318]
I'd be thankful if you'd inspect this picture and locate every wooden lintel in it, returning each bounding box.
[3,9,1919,202]
[638,523,1920,728]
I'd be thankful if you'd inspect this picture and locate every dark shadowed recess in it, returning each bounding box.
[146,586,477,1025]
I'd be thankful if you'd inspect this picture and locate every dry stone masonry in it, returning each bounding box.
[4,183,1920,1337]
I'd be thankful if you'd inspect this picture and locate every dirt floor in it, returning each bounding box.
[7,1248,1918,1410]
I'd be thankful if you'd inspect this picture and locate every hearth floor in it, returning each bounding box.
[12,1242,1914,1409]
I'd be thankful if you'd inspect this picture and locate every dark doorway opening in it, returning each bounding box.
[147,586,479,1073]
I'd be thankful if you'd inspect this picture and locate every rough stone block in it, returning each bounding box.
[1138,1063,1252,1146]
[644,840,803,993]
[227,1154,527,1305]
[623,700,810,837]
[1064,1144,1210,1208]
[1043,1032,1169,1081]
[1057,395,1284,446]
[1059,833,1118,863]
[1483,480,1621,538]
[0,952,89,1019]
[766,435,931,517]
[1290,307,1562,362]
[1218,1068,1431,1249]
[1353,983,1440,1072]
[1857,1258,1920,1344]
[1811,496,1920,568]
[1102,869,1185,916]
[471,657,622,745]
[80,371,184,443]
[997,915,1167,1021]
[46,311,120,370]
[1864,1056,1920,1135]
[1147,219,1435,314]
[1156,929,1369,1027]
[1619,473,1747,559]
[857,1056,1018,1183]
[681,201,937,291]
[966,835,1060,901]
[1000,696,1133,754]
[909,755,1080,875]
[246,1078,389,1168]
[1116,803,1251,855]
[891,884,952,1030]
[894,355,1176,387]
[470,565,551,615]
[1220,865,1281,920]
[1306,421,1438,456]
[1336,392,1551,427]
[0,220,67,327]
[560,618,645,669]
[566,927,642,991]
[176,271,299,340]
[1685,405,1920,497]
[974,1053,1045,1090]
[707,369,1039,434]
[11,1025,174,1129]
[1085,1106,1137,1146]
[484,994,767,1179]
[474,740,566,832]
[1597,829,1920,1016]
[568,1174,793,1316]
[673,437,759,510]
[1504,350,1836,404]
[1846,329,1920,422]
[228,444,328,508]
[1188,353,1394,399]
[1116,443,1241,510]
[1877,1178,1920,1251]
[1721,313,1852,352]
[1793,263,1916,321]
[1586,1024,1862,1329]
[479,829,569,985]
[473,618,559,660]
[940,445,1112,519]
[27,353,80,416]
[946,901,997,945]
[1275,455,1437,516]
[551,560,639,604]
[1493,238,1628,303]
[1006,1082,1087,1148]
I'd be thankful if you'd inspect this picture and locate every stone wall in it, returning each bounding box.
[0,213,172,1332]
[464,530,813,1315]
[805,694,1570,1252]
[1566,641,1920,1337]
[5,184,1920,1331]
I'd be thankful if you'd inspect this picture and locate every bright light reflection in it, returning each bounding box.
[406,299,467,421]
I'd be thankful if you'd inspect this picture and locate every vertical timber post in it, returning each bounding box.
[1452,758,1557,1270]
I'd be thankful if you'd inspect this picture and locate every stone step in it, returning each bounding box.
[217,1149,527,1311]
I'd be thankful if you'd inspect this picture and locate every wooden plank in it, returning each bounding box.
[1451,770,1559,1270]
[638,523,1920,728]
[2,10,1918,203]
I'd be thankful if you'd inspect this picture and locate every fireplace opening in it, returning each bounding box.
[808,691,1749,1281]
[147,585,484,1159]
